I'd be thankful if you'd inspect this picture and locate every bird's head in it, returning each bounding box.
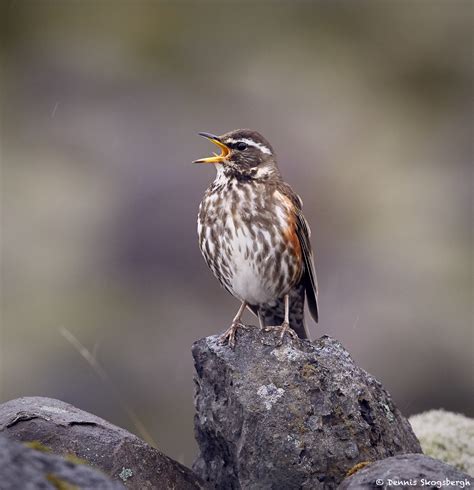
[193,129,279,180]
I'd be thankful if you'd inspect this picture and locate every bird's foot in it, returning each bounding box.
[219,322,250,349]
[264,321,298,345]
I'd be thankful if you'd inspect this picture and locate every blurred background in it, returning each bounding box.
[1,0,472,466]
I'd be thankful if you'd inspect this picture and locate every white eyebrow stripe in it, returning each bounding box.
[226,138,272,155]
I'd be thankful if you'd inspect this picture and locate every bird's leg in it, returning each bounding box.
[219,301,249,348]
[264,294,298,345]
[279,294,298,343]
[258,310,265,331]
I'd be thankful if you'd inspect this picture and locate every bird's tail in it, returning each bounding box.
[257,283,309,340]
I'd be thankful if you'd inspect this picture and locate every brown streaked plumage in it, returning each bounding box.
[194,129,318,347]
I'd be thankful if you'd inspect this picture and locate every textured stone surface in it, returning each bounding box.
[0,435,123,489]
[339,453,473,489]
[0,396,203,489]
[192,328,422,489]
[410,409,474,474]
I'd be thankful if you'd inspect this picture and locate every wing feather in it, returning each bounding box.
[295,209,319,322]
[277,182,319,323]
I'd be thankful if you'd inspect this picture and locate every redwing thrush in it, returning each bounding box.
[194,129,319,347]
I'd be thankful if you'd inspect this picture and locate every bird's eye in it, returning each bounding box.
[236,142,247,151]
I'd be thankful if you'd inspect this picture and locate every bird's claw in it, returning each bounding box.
[219,322,249,349]
[264,322,297,345]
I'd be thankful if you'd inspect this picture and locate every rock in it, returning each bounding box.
[0,434,123,489]
[409,409,474,474]
[192,328,422,489]
[0,396,204,489]
[339,453,473,489]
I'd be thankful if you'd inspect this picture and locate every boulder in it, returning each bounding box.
[0,396,203,489]
[0,435,123,489]
[410,409,474,474]
[192,328,422,489]
[339,453,473,489]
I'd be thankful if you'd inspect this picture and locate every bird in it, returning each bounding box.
[194,129,318,347]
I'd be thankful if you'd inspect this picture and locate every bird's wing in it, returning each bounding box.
[295,208,319,323]
[279,182,319,323]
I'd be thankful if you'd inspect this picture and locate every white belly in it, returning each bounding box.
[225,226,276,305]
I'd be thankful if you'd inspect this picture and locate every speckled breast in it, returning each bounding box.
[197,178,302,307]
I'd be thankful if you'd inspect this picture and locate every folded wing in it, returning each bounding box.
[295,209,319,323]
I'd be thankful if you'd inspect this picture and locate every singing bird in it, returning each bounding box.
[194,129,318,347]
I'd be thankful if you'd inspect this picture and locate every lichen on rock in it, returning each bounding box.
[257,383,285,410]
[193,328,422,489]
[0,396,203,489]
[409,409,474,474]
[0,436,123,489]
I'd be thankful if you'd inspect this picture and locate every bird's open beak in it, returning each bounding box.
[193,132,231,164]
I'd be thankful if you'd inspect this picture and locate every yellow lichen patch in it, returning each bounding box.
[346,461,371,477]
[25,441,88,466]
[46,474,78,490]
[301,363,317,378]
[24,440,52,453]
[64,453,89,466]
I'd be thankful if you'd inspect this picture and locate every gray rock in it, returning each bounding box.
[192,329,422,489]
[0,434,123,489]
[339,453,473,489]
[0,396,203,489]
